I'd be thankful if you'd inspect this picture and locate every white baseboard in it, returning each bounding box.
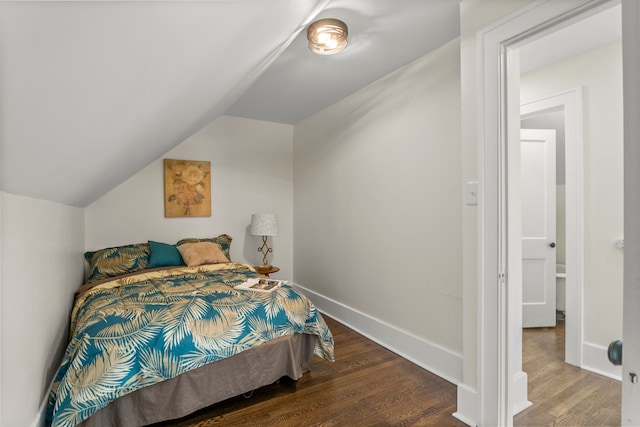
[453,383,477,426]
[451,372,530,427]
[293,284,463,385]
[512,370,532,414]
[582,341,622,381]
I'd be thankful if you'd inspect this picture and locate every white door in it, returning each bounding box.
[521,128,556,328]
[621,1,640,424]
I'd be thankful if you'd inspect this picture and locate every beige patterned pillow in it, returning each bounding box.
[177,242,229,266]
[176,234,232,260]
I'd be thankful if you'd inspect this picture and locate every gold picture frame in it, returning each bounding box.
[164,159,211,217]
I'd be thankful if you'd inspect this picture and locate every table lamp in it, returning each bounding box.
[250,213,278,273]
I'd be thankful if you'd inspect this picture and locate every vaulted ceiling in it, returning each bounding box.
[0,0,459,207]
[0,1,621,208]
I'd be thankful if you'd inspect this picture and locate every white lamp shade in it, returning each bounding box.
[250,213,278,236]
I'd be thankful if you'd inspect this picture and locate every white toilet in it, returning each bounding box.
[556,264,566,314]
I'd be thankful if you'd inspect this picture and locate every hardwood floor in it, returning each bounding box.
[154,316,621,426]
[153,316,465,426]
[515,319,621,426]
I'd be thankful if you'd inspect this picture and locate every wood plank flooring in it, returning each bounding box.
[153,316,464,426]
[153,316,621,426]
[514,320,621,426]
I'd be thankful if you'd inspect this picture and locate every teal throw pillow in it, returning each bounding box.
[148,240,185,268]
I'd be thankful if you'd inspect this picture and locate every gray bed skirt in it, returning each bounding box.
[78,333,317,427]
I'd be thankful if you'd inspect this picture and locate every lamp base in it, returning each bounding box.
[254,264,273,274]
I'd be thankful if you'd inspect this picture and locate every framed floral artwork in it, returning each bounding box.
[164,159,211,217]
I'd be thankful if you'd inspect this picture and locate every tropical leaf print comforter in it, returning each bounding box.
[46,262,334,427]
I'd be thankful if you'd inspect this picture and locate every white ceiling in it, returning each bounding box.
[226,0,460,124]
[0,1,622,208]
[0,0,459,207]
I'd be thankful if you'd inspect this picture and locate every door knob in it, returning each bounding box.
[608,340,622,366]
[549,242,556,248]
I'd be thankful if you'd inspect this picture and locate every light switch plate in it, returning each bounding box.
[466,181,478,205]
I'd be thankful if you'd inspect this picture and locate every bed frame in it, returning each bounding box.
[78,333,316,427]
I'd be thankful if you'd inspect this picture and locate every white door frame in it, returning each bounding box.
[476,0,615,425]
[0,192,3,424]
[621,1,640,423]
[521,88,584,367]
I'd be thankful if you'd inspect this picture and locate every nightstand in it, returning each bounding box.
[254,266,280,278]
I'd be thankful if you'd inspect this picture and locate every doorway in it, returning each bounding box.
[519,88,585,368]
[474,0,632,425]
[517,1,623,380]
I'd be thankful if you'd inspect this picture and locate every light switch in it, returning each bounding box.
[466,181,478,205]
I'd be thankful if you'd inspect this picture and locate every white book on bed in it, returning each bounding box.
[236,278,283,293]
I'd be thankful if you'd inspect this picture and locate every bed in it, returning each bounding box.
[45,236,334,427]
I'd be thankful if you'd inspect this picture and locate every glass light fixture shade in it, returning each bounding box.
[250,213,279,236]
[307,18,348,55]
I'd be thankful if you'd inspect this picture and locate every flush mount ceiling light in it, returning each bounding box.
[307,18,348,55]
